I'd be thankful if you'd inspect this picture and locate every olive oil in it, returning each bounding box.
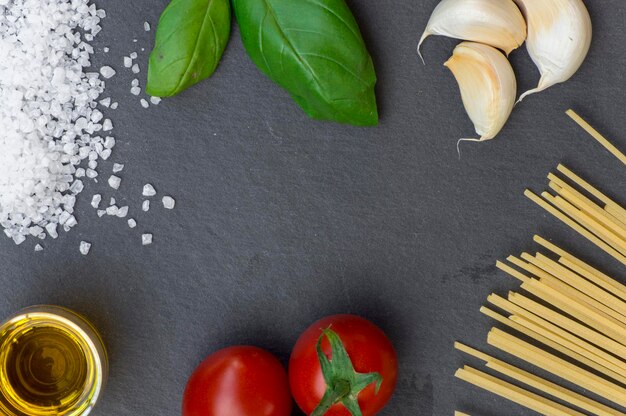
[0,306,107,416]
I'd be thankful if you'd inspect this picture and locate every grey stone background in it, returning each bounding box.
[0,0,624,415]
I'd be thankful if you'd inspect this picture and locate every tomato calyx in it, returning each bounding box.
[310,329,383,416]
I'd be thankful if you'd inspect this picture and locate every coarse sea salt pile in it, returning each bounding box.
[0,0,109,245]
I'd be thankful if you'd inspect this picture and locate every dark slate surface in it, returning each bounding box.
[1,1,625,415]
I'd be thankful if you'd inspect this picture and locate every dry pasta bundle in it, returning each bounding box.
[456,235,626,415]
[526,164,626,265]
[454,115,625,415]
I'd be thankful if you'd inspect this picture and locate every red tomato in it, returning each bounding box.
[289,315,398,416]
[182,346,292,416]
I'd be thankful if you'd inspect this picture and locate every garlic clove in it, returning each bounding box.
[444,42,517,143]
[515,0,592,102]
[418,0,527,63]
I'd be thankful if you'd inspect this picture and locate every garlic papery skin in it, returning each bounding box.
[515,0,592,102]
[444,42,517,143]
[418,0,527,63]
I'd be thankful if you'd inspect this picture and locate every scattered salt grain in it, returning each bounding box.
[97,210,106,217]
[45,223,58,239]
[100,149,112,160]
[142,200,150,212]
[106,205,119,216]
[110,102,119,110]
[132,64,140,74]
[140,99,149,109]
[108,175,121,190]
[133,38,138,43]
[113,163,125,173]
[103,119,113,131]
[143,184,156,197]
[162,196,176,210]
[79,241,92,255]
[130,86,141,96]
[76,168,86,178]
[123,57,132,68]
[142,234,153,246]
[150,96,162,105]
[144,22,151,31]
[104,137,116,149]
[131,79,140,87]
[99,97,111,107]
[117,206,129,218]
[104,47,110,53]
[100,66,116,79]
[110,198,116,205]
[128,219,137,228]
[35,244,43,252]
[86,169,98,179]
[91,194,102,209]
[130,52,138,59]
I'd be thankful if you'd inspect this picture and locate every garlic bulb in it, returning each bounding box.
[418,0,527,63]
[444,42,517,142]
[515,0,592,102]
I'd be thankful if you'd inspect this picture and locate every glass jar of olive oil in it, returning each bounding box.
[0,306,108,416]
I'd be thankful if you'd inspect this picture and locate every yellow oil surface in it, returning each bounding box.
[0,308,106,416]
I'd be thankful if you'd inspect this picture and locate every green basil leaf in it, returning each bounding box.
[232,0,378,126]
[147,0,231,97]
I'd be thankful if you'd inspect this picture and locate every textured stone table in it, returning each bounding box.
[0,0,624,415]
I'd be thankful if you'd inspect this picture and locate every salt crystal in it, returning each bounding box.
[104,47,110,53]
[142,200,150,212]
[123,57,132,68]
[65,215,77,228]
[100,149,112,160]
[75,168,86,178]
[110,198,116,205]
[86,169,98,179]
[128,219,137,228]
[140,99,149,108]
[99,97,111,107]
[130,86,141,96]
[104,136,116,149]
[144,22,151,31]
[79,241,92,255]
[97,210,106,217]
[143,184,156,197]
[132,64,140,74]
[162,196,176,209]
[150,96,162,105]
[102,119,113,131]
[142,234,153,246]
[133,38,138,43]
[35,244,43,252]
[46,223,58,239]
[110,102,119,110]
[117,206,129,218]
[108,175,121,189]
[113,163,124,173]
[106,205,119,216]
[100,66,116,79]
[91,194,102,208]
[130,52,138,59]
[131,79,139,87]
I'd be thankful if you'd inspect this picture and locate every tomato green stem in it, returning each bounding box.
[309,329,383,416]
